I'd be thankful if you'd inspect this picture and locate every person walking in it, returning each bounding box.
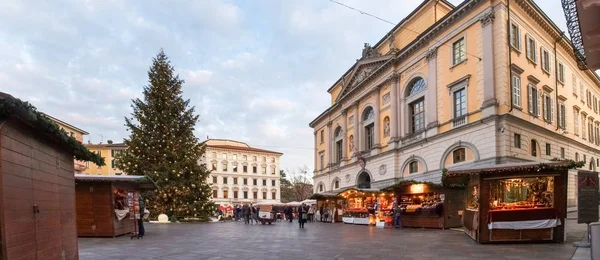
[298,203,308,228]
[137,195,145,238]
[319,205,324,222]
[249,204,255,224]
[243,204,250,224]
[286,206,293,223]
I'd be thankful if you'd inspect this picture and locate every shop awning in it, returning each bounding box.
[445,160,583,177]
[75,174,158,190]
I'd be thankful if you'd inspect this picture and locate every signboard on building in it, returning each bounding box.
[578,171,599,224]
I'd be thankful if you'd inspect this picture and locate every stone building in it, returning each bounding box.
[200,139,283,206]
[309,0,600,206]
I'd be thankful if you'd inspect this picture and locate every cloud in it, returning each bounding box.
[0,0,570,173]
[184,69,214,86]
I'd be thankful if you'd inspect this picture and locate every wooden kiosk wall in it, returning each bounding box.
[0,120,79,259]
[76,181,136,237]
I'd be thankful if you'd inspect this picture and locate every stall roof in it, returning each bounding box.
[445,160,583,177]
[308,192,340,200]
[74,174,158,190]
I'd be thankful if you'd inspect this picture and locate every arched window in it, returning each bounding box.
[408,161,419,174]
[357,172,371,188]
[334,126,343,162]
[453,148,466,163]
[333,179,340,190]
[406,77,426,134]
[318,183,324,192]
[362,107,375,150]
[531,139,538,157]
[576,152,580,162]
[408,77,426,97]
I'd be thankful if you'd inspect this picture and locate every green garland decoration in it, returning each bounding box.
[0,95,105,166]
[445,159,585,177]
[381,170,467,192]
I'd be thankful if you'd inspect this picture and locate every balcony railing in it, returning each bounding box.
[452,116,467,128]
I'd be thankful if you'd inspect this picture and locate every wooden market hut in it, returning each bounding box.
[0,92,104,259]
[445,160,581,244]
[75,174,157,237]
[308,192,343,222]
[382,180,465,229]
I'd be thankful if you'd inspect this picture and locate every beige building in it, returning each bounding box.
[83,141,127,175]
[201,139,283,206]
[310,0,600,206]
[44,114,89,173]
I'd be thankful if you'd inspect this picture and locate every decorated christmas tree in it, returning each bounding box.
[116,49,215,221]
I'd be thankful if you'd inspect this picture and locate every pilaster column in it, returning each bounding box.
[480,10,497,117]
[313,132,318,173]
[425,47,438,129]
[342,109,348,161]
[354,102,360,152]
[327,122,333,166]
[389,72,400,144]
[373,87,381,151]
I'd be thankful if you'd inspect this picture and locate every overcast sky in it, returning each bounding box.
[0,0,570,172]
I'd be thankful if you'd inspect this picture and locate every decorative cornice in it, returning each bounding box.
[388,71,401,83]
[527,75,540,84]
[425,47,438,61]
[479,11,495,26]
[510,64,525,74]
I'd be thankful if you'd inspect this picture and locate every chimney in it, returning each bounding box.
[107,140,113,144]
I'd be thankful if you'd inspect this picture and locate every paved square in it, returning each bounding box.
[79,217,587,260]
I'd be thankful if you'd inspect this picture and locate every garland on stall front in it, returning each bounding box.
[0,95,105,166]
[444,159,585,177]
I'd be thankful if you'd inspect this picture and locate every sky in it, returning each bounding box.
[0,0,570,173]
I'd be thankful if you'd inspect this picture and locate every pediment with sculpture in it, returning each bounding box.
[335,43,393,102]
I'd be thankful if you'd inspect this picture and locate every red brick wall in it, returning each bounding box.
[0,120,78,260]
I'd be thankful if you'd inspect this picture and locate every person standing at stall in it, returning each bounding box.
[393,202,402,229]
[138,195,145,238]
[307,206,315,222]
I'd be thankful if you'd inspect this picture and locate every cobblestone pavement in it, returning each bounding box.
[79,216,587,260]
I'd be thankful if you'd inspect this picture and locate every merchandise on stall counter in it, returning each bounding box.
[399,193,444,217]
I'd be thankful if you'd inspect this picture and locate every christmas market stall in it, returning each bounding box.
[382,179,465,229]
[0,92,105,259]
[75,174,157,237]
[445,161,582,244]
[308,192,344,223]
[338,188,394,226]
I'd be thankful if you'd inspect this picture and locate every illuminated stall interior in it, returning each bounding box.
[383,180,465,229]
[446,161,581,244]
[339,188,394,225]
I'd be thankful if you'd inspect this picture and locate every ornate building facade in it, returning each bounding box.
[200,139,283,206]
[310,0,600,206]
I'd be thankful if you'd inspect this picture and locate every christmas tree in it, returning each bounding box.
[116,49,215,221]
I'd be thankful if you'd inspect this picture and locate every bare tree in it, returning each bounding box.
[280,166,313,202]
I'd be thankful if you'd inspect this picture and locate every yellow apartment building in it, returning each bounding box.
[309,0,600,206]
[44,114,89,173]
[82,140,127,175]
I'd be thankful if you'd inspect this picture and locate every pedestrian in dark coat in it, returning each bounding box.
[298,204,308,228]
[243,204,251,224]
